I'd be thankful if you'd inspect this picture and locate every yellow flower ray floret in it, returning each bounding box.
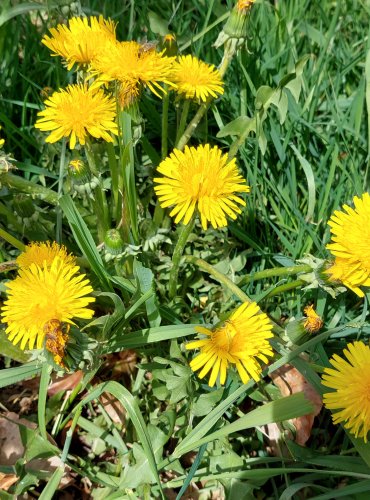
[186,302,274,387]
[154,144,250,230]
[170,54,224,102]
[322,341,370,442]
[325,192,370,297]
[1,257,95,351]
[35,84,118,149]
[17,241,76,269]
[42,16,117,70]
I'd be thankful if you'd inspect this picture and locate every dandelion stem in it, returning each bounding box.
[161,88,170,159]
[0,227,25,251]
[0,172,58,204]
[55,138,66,243]
[175,41,234,151]
[264,279,306,298]
[184,255,252,303]
[175,99,190,146]
[169,217,196,299]
[85,142,110,242]
[118,110,139,244]
[176,101,210,151]
[239,264,312,286]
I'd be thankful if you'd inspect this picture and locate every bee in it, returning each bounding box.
[44,319,70,366]
[138,40,158,56]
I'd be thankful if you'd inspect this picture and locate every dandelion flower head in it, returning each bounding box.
[303,304,323,333]
[42,16,116,70]
[186,302,274,387]
[170,55,224,102]
[88,40,175,108]
[237,0,256,13]
[35,83,118,149]
[1,257,95,350]
[322,341,370,442]
[325,193,370,297]
[17,241,76,269]
[154,144,250,230]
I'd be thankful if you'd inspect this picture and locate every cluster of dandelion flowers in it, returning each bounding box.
[42,16,116,70]
[186,302,274,387]
[35,84,118,149]
[154,144,250,230]
[88,40,175,108]
[322,341,370,442]
[1,256,95,351]
[325,192,370,297]
[17,241,76,269]
[170,55,224,102]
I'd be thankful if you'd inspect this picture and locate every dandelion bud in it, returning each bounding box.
[104,229,124,255]
[161,33,178,57]
[214,0,256,50]
[68,159,91,184]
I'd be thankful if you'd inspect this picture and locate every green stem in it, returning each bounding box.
[184,255,252,303]
[0,227,25,251]
[0,172,58,204]
[106,141,120,223]
[175,99,190,146]
[161,88,170,159]
[55,138,66,243]
[175,42,234,151]
[118,110,139,244]
[176,101,210,151]
[239,264,312,286]
[169,217,196,299]
[38,364,52,440]
[85,143,109,242]
[264,279,306,298]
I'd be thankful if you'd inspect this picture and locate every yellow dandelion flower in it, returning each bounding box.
[154,144,250,230]
[186,302,274,387]
[322,341,370,442]
[88,39,175,108]
[237,0,256,12]
[42,16,116,70]
[0,126,4,148]
[1,257,95,350]
[170,55,224,102]
[303,304,323,333]
[34,84,118,149]
[325,193,370,297]
[16,241,76,269]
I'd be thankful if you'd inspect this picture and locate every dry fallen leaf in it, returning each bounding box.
[0,412,73,489]
[48,370,84,397]
[100,393,126,425]
[0,472,18,491]
[268,363,322,450]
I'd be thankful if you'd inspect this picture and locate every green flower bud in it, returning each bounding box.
[104,229,124,256]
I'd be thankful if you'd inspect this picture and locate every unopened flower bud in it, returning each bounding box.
[161,33,178,57]
[104,229,124,256]
[68,159,91,184]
